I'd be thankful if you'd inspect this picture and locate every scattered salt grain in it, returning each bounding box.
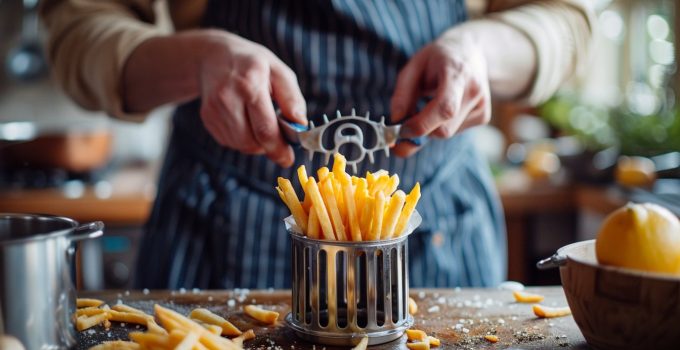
[142,288,150,295]
[497,319,505,325]
[208,296,214,302]
[454,323,463,330]
[227,299,236,307]
[418,291,426,299]
[437,297,446,304]
[427,305,440,313]
[454,287,461,292]
[121,323,126,327]
[462,328,469,334]
[179,288,187,294]
[124,290,130,296]
[192,288,201,294]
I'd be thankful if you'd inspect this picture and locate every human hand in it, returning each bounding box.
[390,33,491,157]
[197,30,307,167]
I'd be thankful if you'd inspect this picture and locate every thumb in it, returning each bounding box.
[390,51,426,123]
[270,60,308,125]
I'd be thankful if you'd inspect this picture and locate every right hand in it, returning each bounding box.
[196,30,307,167]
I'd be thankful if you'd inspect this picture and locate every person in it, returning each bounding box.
[41,0,593,289]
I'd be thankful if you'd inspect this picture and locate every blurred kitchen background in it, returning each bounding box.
[0,0,678,289]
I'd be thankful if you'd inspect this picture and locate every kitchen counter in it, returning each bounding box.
[78,287,587,349]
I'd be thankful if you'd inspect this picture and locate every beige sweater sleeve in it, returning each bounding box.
[40,0,168,121]
[485,0,595,105]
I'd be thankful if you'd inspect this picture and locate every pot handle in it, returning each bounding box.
[536,253,567,270]
[70,221,104,241]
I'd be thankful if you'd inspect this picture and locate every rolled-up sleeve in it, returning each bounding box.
[486,0,595,105]
[40,0,169,121]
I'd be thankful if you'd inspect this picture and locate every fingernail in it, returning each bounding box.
[294,108,307,124]
[400,126,417,139]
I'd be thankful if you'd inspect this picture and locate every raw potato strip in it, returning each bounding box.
[513,290,545,303]
[381,190,406,239]
[394,183,421,237]
[244,305,279,324]
[278,177,308,234]
[368,192,386,240]
[154,305,238,350]
[232,329,256,347]
[340,173,362,241]
[320,175,347,241]
[88,341,140,350]
[307,208,321,239]
[351,336,368,350]
[77,298,104,308]
[305,178,336,240]
[189,308,242,336]
[406,329,427,341]
[532,304,571,318]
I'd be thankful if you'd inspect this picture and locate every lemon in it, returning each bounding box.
[596,202,680,275]
[615,156,656,187]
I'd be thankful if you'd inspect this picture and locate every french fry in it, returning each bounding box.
[428,336,441,347]
[381,190,406,239]
[297,165,309,187]
[406,341,430,350]
[369,174,389,195]
[297,166,312,212]
[333,176,346,226]
[340,173,362,241]
[88,341,140,350]
[128,332,173,347]
[111,304,147,316]
[408,297,418,314]
[513,290,545,303]
[76,313,108,331]
[174,330,200,350]
[366,171,375,187]
[394,183,421,237]
[77,298,104,308]
[368,192,386,240]
[354,178,368,214]
[76,307,107,317]
[532,304,572,318]
[332,154,348,224]
[359,195,374,239]
[278,177,308,234]
[107,309,151,325]
[232,329,256,347]
[244,305,279,324]
[307,207,321,239]
[406,329,428,341]
[384,174,400,196]
[320,174,347,241]
[189,308,242,336]
[147,319,168,335]
[317,167,330,182]
[352,336,368,350]
[306,177,336,240]
[154,305,238,350]
[332,153,347,177]
[484,335,499,343]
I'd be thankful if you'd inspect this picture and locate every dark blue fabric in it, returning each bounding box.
[135,0,507,289]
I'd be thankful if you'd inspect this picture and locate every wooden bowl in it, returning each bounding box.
[549,240,680,350]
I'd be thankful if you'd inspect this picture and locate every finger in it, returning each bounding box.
[400,72,465,139]
[457,91,490,132]
[392,142,421,158]
[216,89,264,154]
[390,51,426,123]
[200,96,233,147]
[270,59,307,125]
[431,84,484,138]
[246,84,295,167]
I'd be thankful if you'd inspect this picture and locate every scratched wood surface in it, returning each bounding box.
[77,287,588,349]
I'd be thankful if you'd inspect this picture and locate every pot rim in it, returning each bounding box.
[559,239,680,282]
[0,213,78,246]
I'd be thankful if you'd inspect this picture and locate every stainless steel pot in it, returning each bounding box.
[0,214,103,350]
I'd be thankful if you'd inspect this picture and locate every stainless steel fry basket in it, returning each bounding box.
[284,213,421,346]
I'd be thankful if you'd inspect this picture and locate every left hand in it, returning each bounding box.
[390,33,491,158]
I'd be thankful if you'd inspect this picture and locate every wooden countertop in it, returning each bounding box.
[78,287,587,349]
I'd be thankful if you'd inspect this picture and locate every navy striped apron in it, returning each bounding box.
[134,0,507,289]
